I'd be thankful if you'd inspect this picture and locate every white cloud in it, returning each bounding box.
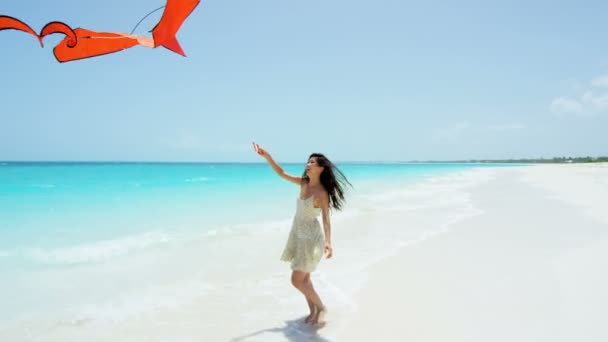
[550,74,608,115]
[550,97,583,114]
[591,75,608,87]
[581,91,608,111]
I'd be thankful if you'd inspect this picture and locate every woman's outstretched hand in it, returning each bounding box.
[253,142,269,158]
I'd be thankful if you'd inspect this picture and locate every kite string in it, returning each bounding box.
[129,5,165,35]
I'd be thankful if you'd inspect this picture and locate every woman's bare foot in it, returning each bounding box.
[311,306,327,325]
[304,306,318,324]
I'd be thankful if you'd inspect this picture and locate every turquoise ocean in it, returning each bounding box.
[0,161,515,336]
[0,162,499,251]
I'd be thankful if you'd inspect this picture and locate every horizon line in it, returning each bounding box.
[1,156,606,164]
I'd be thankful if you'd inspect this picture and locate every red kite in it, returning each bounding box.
[0,0,200,63]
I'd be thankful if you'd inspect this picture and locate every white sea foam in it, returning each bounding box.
[25,231,173,265]
[311,168,493,294]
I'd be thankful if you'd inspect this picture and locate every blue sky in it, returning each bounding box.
[1,0,607,162]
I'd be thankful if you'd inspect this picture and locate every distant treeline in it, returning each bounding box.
[433,156,608,164]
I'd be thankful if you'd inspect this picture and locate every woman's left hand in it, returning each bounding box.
[324,242,333,259]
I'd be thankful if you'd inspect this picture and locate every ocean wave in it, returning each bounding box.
[359,167,496,204]
[25,231,173,265]
[185,177,209,183]
[322,169,490,284]
[187,218,294,240]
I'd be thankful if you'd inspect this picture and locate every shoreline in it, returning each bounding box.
[1,163,606,341]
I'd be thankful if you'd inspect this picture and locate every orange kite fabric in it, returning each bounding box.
[151,0,200,55]
[0,15,42,46]
[52,28,140,63]
[0,0,200,63]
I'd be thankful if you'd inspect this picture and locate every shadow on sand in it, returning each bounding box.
[230,316,331,342]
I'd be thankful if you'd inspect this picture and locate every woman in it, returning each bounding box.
[253,142,352,326]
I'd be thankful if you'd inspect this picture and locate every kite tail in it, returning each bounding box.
[158,35,185,56]
[151,0,200,57]
[0,15,43,46]
[39,21,78,48]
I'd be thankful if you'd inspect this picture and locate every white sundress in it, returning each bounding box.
[280,196,325,273]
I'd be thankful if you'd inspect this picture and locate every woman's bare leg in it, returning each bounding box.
[303,273,317,323]
[306,276,327,325]
[291,271,325,324]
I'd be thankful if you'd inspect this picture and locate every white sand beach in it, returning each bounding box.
[2,163,606,342]
[336,163,608,342]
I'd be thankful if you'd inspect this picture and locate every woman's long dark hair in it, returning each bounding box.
[302,153,352,211]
